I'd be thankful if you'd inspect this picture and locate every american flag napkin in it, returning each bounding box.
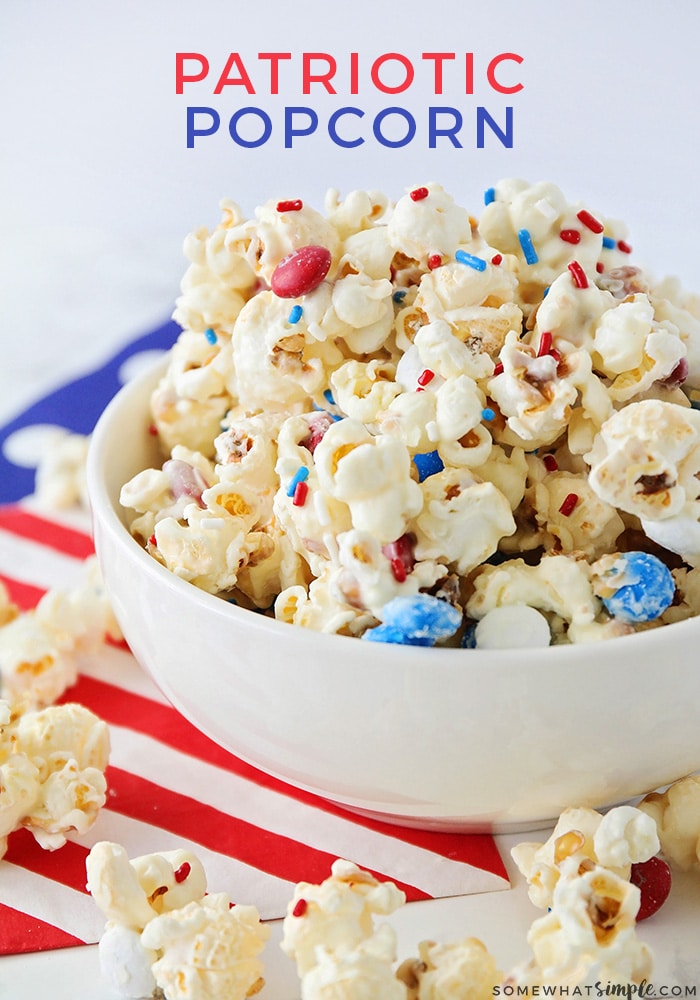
[0,327,509,956]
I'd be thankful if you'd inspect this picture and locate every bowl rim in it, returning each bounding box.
[86,355,700,666]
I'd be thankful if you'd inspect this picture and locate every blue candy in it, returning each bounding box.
[362,624,433,646]
[600,551,675,623]
[413,450,444,483]
[382,594,462,640]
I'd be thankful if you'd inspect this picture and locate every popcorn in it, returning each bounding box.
[397,937,502,1000]
[120,178,700,644]
[87,841,269,1000]
[301,927,406,1000]
[638,774,700,871]
[508,865,653,987]
[0,555,121,709]
[142,895,268,1000]
[280,858,405,978]
[1,699,109,858]
[34,430,91,510]
[511,805,660,910]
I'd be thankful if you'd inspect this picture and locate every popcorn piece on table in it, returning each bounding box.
[87,841,269,1000]
[505,864,653,988]
[1,699,109,858]
[0,555,122,710]
[280,858,406,978]
[638,774,700,871]
[397,936,502,1000]
[301,926,406,1000]
[511,804,660,910]
[34,430,91,510]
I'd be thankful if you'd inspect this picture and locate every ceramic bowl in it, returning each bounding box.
[86,358,700,832]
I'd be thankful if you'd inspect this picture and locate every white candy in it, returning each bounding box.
[474,604,551,649]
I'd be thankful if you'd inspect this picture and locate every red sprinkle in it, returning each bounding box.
[390,557,407,582]
[537,331,553,357]
[292,898,308,917]
[148,534,157,547]
[617,239,633,254]
[559,229,581,245]
[491,253,503,265]
[543,454,559,472]
[428,253,442,270]
[174,862,191,884]
[292,481,309,507]
[417,368,435,387]
[630,856,672,921]
[410,186,429,201]
[276,199,303,212]
[270,245,332,298]
[559,493,579,516]
[550,348,562,365]
[148,423,159,436]
[568,260,589,289]
[576,209,604,234]
[596,262,605,273]
[493,362,504,376]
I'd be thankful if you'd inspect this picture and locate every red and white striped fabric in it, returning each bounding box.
[0,502,509,955]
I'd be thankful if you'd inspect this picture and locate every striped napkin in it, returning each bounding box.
[0,502,509,955]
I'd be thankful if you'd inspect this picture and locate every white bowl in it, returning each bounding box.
[87,358,700,832]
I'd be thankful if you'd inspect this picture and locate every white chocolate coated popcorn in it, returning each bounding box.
[280,859,405,978]
[142,895,269,1000]
[0,556,121,710]
[120,179,700,644]
[511,805,659,910]
[397,937,502,1000]
[638,774,700,871]
[88,841,269,1000]
[0,700,109,858]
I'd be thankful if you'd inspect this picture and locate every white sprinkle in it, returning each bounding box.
[534,198,558,221]
[314,491,331,526]
[426,420,440,443]
[323,532,339,563]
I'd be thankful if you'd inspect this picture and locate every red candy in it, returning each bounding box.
[559,229,581,245]
[630,856,672,921]
[270,245,332,298]
[292,897,308,917]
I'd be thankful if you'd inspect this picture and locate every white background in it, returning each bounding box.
[2,1,700,995]
[3,0,700,423]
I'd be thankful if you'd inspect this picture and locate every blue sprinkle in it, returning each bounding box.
[455,249,487,272]
[381,594,462,642]
[323,389,335,405]
[362,624,433,646]
[602,235,616,250]
[286,465,309,498]
[484,187,496,205]
[204,327,218,344]
[518,228,539,265]
[542,285,550,298]
[481,407,495,421]
[288,304,303,324]
[393,289,408,303]
[413,450,444,482]
[600,551,675,623]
